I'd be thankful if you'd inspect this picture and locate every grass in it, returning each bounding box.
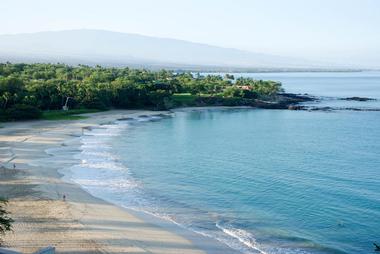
[172,93,213,106]
[172,93,221,107]
[172,93,198,103]
[41,108,103,120]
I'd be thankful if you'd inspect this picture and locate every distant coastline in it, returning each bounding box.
[0,57,369,73]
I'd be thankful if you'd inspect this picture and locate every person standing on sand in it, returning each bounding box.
[63,194,66,201]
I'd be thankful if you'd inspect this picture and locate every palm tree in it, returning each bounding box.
[1,92,11,109]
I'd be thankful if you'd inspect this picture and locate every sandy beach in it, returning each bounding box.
[0,110,231,254]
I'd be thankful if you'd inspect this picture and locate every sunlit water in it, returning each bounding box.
[67,72,380,254]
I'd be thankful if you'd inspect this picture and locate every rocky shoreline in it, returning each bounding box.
[258,93,316,109]
[284,95,379,112]
[295,106,380,112]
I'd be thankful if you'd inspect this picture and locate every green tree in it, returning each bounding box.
[0,63,284,120]
[0,197,13,242]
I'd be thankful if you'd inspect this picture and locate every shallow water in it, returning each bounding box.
[68,72,380,254]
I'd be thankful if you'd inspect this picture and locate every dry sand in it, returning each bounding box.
[0,110,222,254]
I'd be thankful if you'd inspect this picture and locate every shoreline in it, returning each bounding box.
[0,110,238,254]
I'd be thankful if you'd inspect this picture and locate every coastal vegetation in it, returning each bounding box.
[0,63,284,121]
[0,197,13,243]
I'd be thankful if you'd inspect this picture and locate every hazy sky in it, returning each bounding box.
[2,0,380,66]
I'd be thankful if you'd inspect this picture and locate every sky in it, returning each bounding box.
[1,0,380,67]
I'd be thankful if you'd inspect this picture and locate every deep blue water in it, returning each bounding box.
[69,72,380,254]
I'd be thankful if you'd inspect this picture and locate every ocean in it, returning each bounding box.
[67,71,380,254]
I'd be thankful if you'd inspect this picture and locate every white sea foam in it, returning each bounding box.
[215,223,269,254]
[62,117,171,209]
[62,121,141,202]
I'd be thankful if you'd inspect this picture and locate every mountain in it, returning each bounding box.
[0,29,341,70]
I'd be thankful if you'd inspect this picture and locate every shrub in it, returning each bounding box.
[242,90,258,99]
[5,104,42,120]
[81,99,108,110]
[0,197,13,244]
[0,109,6,122]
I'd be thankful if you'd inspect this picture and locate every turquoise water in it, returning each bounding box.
[70,72,380,254]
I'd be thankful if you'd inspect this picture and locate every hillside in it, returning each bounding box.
[0,29,330,70]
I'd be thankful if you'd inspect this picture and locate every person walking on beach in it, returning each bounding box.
[13,163,16,170]
[63,194,66,201]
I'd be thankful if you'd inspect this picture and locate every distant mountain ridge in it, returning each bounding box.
[0,29,345,70]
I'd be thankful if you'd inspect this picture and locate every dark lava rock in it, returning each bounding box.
[288,105,305,110]
[341,97,375,101]
[117,117,135,121]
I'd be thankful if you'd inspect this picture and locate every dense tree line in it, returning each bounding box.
[0,63,283,120]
